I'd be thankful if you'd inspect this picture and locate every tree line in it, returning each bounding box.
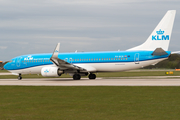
[144,54,180,69]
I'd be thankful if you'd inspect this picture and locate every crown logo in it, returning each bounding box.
[156,29,164,35]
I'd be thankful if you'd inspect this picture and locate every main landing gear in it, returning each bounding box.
[73,73,96,80]
[73,74,81,80]
[88,73,96,79]
[18,74,22,80]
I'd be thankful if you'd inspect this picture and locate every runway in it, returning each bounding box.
[1,77,180,86]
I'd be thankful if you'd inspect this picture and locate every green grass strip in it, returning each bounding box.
[0,86,180,120]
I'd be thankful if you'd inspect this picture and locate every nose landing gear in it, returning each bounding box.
[18,74,22,80]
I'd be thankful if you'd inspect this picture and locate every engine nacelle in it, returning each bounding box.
[41,67,63,77]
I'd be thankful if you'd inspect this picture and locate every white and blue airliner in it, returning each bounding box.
[4,10,176,80]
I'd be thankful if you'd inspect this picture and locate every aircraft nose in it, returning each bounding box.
[3,63,9,70]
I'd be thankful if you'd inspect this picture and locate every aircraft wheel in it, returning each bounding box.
[18,74,22,80]
[73,74,81,80]
[18,76,22,80]
[88,74,96,79]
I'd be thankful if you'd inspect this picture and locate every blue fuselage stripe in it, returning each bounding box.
[4,50,171,70]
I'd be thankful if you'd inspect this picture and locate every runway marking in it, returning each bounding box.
[1,78,180,86]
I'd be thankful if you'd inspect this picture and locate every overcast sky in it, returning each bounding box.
[0,0,180,61]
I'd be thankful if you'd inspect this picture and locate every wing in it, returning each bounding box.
[50,43,86,71]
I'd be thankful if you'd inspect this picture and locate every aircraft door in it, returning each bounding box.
[134,53,139,64]
[16,57,22,67]
[69,58,72,64]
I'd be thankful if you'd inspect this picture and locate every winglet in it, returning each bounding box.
[51,43,60,59]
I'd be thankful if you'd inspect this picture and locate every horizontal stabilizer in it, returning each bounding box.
[171,51,180,54]
[151,48,168,56]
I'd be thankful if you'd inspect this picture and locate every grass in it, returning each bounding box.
[0,86,180,120]
[1,70,180,79]
[0,74,72,79]
[0,70,9,73]
[97,71,180,77]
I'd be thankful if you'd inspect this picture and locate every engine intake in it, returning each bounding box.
[41,67,63,77]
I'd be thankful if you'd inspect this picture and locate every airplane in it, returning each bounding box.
[4,10,176,80]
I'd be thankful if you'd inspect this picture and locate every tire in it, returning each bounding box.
[73,74,81,80]
[88,74,96,79]
[18,76,22,80]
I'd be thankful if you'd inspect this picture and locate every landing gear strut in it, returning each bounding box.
[88,73,96,79]
[18,74,22,80]
[73,74,81,80]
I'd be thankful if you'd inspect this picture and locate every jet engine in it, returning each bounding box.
[41,67,63,77]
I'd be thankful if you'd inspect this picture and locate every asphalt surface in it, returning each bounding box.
[1,77,180,86]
